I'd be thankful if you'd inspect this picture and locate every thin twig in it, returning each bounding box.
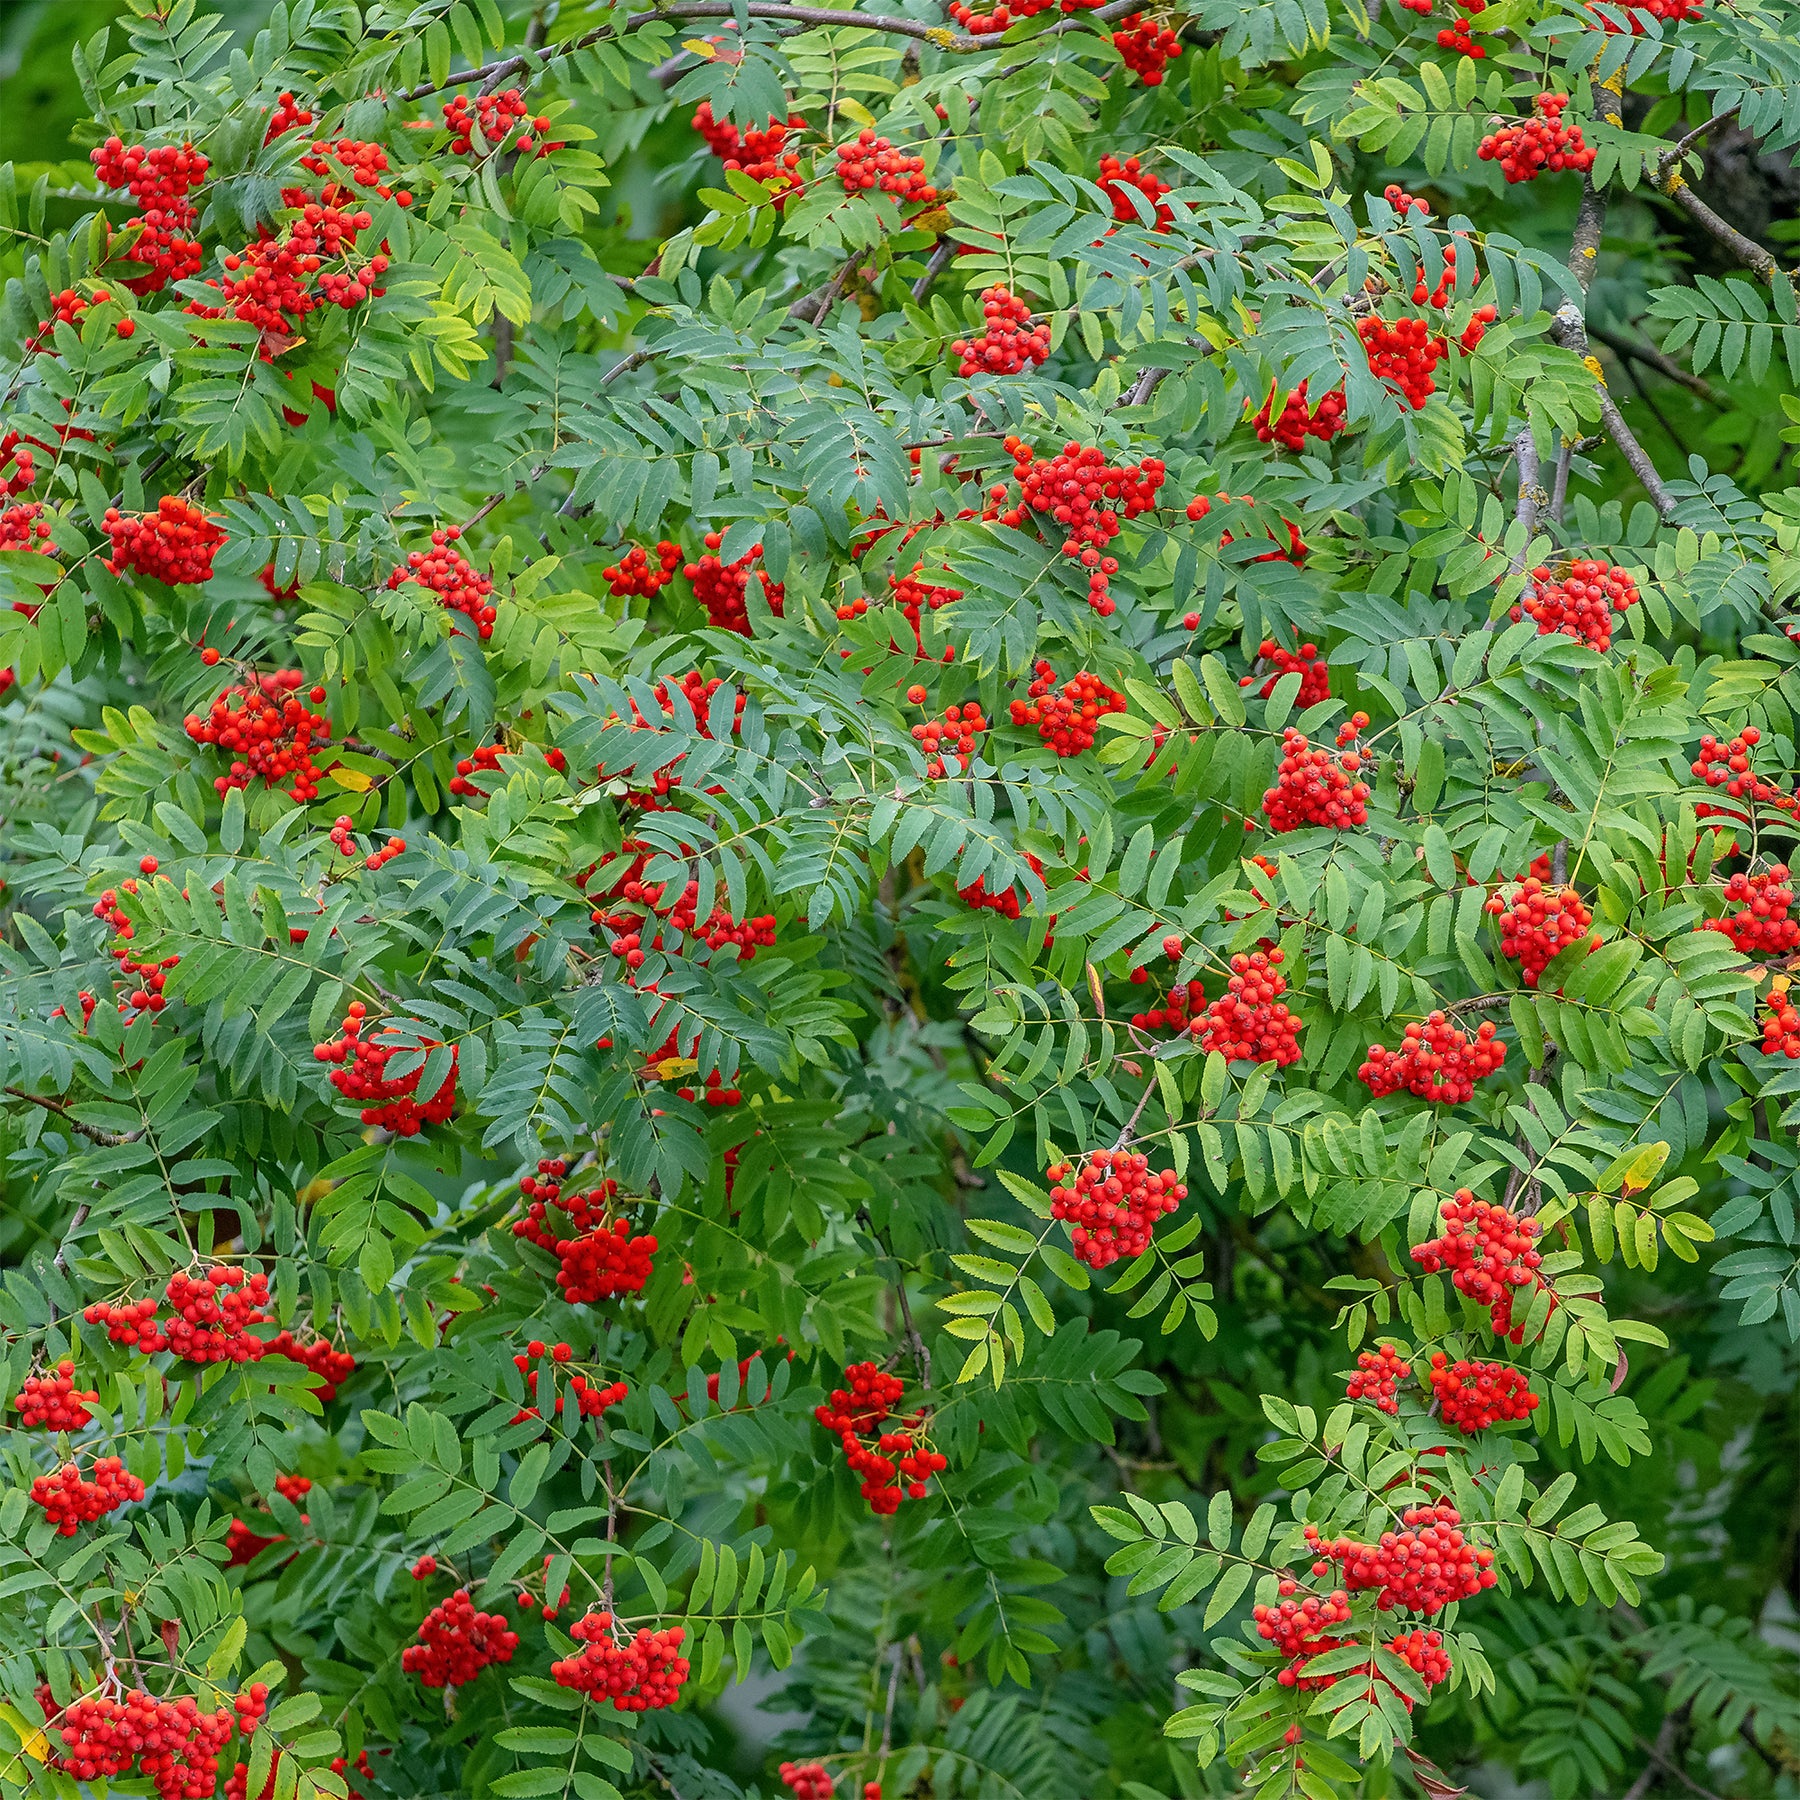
[6,1087,135,1146]
[879,1641,904,1759]
[1587,321,1719,403]
[911,238,956,303]
[1655,174,1783,285]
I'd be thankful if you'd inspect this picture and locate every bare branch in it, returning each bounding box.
[1587,321,1720,403]
[1547,306,1678,522]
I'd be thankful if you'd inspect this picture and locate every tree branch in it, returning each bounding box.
[1510,425,1543,577]
[1655,172,1784,285]
[1547,306,1679,521]
[402,0,1143,98]
[1587,321,1719,403]
[5,1087,136,1146]
[911,238,956,302]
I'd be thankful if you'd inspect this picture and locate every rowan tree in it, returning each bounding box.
[0,0,1795,1797]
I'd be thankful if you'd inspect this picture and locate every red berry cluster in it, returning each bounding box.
[1702,864,1800,955]
[600,673,748,809]
[1251,381,1348,453]
[1387,1629,1452,1700]
[195,171,393,334]
[952,284,1052,377]
[90,138,208,294]
[1359,1012,1506,1104]
[386,526,497,639]
[448,743,503,797]
[957,877,1018,921]
[1592,0,1702,32]
[260,1330,356,1402]
[883,561,963,652]
[226,1516,287,1565]
[323,811,406,871]
[1382,182,1432,214]
[1305,1502,1498,1612]
[85,1266,271,1363]
[13,1359,98,1429]
[1185,491,1310,566]
[1255,1584,1353,1662]
[103,497,227,586]
[1690,726,1797,820]
[601,540,684,598]
[183,670,331,803]
[440,89,559,158]
[0,431,36,496]
[1240,636,1331,706]
[1113,13,1184,82]
[1129,981,1202,1035]
[31,1456,145,1534]
[685,532,786,634]
[510,1340,629,1424]
[948,0,1103,33]
[1763,983,1800,1057]
[1096,153,1173,231]
[1045,1147,1187,1268]
[1192,948,1304,1066]
[265,91,315,141]
[835,130,936,204]
[1428,1351,1539,1430]
[589,842,777,973]
[1411,1189,1547,1342]
[0,501,51,592]
[1409,244,1498,351]
[273,1472,312,1503]
[91,878,181,1018]
[403,1589,519,1689]
[640,1027,746,1105]
[1358,315,1450,410]
[25,286,96,353]
[815,1363,946,1514]
[1262,728,1369,832]
[1478,92,1595,182]
[1484,876,1598,986]
[553,1612,690,1710]
[1435,0,1488,55]
[312,1003,459,1135]
[691,104,805,202]
[1511,557,1640,652]
[1009,660,1128,754]
[512,1162,659,1304]
[993,436,1166,615]
[40,1685,243,1799]
[1345,1344,1412,1414]
[913,701,987,776]
[782,1765,835,1800]
[297,136,401,199]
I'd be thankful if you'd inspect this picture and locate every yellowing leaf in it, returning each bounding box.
[330,767,374,793]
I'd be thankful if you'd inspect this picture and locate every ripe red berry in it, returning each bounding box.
[1428,1350,1539,1430]
[1045,1147,1187,1268]
[1478,93,1595,183]
[1359,1011,1505,1103]
[553,1611,690,1709]
[814,1362,946,1512]
[1411,1188,1548,1342]
[1483,875,1599,986]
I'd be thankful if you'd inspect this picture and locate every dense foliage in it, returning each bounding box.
[0,1,1797,1798]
